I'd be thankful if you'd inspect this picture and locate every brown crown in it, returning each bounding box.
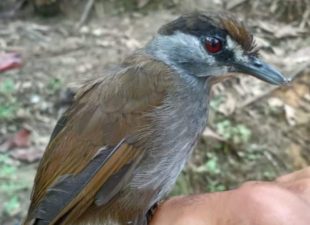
[159,11,257,54]
[218,14,256,53]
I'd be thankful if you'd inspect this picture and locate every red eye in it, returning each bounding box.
[205,37,222,53]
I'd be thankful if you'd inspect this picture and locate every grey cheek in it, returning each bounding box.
[146,32,217,77]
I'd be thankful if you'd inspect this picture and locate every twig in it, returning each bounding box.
[0,0,27,19]
[75,0,95,28]
[2,45,85,59]
[236,65,309,110]
[299,4,310,29]
[263,150,283,174]
[237,86,279,109]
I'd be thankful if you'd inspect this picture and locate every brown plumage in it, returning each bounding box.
[159,11,257,54]
[220,17,256,54]
[24,54,175,225]
[23,11,288,225]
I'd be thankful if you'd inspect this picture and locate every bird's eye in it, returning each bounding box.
[205,37,222,53]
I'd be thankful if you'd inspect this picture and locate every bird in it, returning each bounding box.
[23,11,289,225]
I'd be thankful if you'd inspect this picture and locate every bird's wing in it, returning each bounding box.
[34,140,144,225]
[24,54,174,225]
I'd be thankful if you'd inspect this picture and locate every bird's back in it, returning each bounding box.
[23,53,180,225]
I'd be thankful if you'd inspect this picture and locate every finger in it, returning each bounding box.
[237,181,310,224]
[150,197,188,225]
[150,194,219,225]
[280,178,310,203]
[276,167,310,183]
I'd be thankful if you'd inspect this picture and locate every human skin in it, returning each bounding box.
[150,167,310,225]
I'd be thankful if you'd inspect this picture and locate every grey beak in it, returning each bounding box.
[234,57,290,85]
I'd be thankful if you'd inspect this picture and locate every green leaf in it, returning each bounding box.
[48,78,62,90]
[4,195,20,214]
[205,156,220,174]
[0,78,15,94]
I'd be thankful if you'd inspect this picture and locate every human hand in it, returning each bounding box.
[150,167,310,225]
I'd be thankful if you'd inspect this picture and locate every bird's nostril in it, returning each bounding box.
[253,60,263,67]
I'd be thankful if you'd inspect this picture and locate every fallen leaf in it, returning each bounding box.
[0,140,12,152]
[254,36,270,49]
[226,0,247,10]
[256,22,305,39]
[10,148,43,163]
[12,129,31,148]
[268,97,284,108]
[285,105,297,126]
[135,0,151,8]
[0,129,32,153]
[289,143,308,168]
[217,93,237,116]
[284,105,310,126]
[257,21,278,34]
[122,37,142,50]
[0,53,22,72]
[285,47,310,64]
[96,40,112,47]
[274,25,305,39]
[202,127,226,142]
[92,28,107,36]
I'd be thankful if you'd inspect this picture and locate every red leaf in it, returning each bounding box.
[12,129,31,147]
[0,53,22,72]
[0,128,32,153]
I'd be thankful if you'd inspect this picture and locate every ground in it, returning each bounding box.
[0,0,309,224]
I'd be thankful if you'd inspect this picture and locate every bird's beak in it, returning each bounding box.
[233,57,290,85]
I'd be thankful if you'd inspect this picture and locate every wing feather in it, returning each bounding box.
[34,140,143,225]
[23,54,175,225]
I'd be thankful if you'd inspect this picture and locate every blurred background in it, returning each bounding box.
[0,0,309,224]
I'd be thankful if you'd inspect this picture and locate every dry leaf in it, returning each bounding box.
[202,127,226,142]
[254,36,270,49]
[12,129,31,148]
[285,47,310,64]
[257,21,278,34]
[289,143,308,168]
[268,97,284,108]
[0,52,22,72]
[274,25,304,39]
[135,0,151,8]
[284,105,310,126]
[0,140,12,153]
[10,148,43,163]
[285,105,297,126]
[123,38,142,50]
[217,93,237,116]
[226,0,247,9]
[0,129,31,152]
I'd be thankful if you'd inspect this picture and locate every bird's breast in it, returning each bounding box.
[128,79,210,207]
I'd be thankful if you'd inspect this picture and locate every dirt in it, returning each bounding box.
[0,0,309,224]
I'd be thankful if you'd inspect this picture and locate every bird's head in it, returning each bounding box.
[146,11,289,85]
